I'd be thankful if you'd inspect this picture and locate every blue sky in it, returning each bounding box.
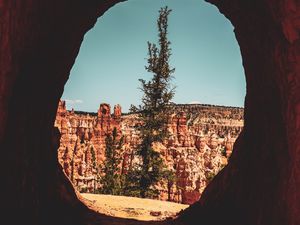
[62,0,246,112]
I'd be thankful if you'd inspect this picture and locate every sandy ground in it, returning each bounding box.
[80,193,189,221]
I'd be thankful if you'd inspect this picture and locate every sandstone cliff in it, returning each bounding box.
[55,100,243,204]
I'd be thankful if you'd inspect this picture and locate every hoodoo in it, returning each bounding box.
[55,101,243,204]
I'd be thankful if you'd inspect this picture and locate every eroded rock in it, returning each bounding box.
[56,100,243,204]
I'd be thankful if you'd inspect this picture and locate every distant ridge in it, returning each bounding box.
[173,103,244,109]
[67,103,244,116]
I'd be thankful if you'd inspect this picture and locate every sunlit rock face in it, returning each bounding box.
[55,100,243,204]
[55,101,121,192]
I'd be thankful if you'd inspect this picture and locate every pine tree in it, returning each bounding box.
[130,6,175,198]
[100,127,124,195]
[90,146,98,193]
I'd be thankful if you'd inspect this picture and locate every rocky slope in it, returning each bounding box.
[55,100,243,205]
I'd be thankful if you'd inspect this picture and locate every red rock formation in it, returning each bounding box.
[56,102,124,192]
[1,1,299,225]
[56,102,242,204]
[114,104,122,118]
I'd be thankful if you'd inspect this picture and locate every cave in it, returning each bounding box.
[0,0,299,225]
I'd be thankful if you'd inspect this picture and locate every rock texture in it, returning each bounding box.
[0,0,299,225]
[55,102,122,192]
[55,100,243,204]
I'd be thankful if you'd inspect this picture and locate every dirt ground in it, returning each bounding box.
[80,193,189,221]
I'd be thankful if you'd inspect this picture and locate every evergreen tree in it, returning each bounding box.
[100,127,124,195]
[90,146,98,193]
[130,6,175,198]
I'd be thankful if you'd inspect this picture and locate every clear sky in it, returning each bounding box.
[62,0,246,113]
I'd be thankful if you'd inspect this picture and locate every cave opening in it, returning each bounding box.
[1,0,295,225]
[55,0,245,222]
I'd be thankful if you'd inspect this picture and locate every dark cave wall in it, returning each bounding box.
[0,0,299,225]
[0,1,123,225]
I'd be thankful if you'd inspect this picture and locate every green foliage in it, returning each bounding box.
[90,146,100,194]
[129,6,175,198]
[122,169,142,197]
[220,146,227,157]
[90,146,97,170]
[162,169,176,201]
[100,127,124,195]
[162,169,176,186]
[206,171,216,183]
[205,172,216,182]
[80,187,89,193]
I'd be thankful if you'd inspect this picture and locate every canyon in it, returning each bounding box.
[55,100,243,204]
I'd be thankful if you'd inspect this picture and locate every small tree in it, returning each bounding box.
[90,146,98,193]
[162,169,176,201]
[130,6,175,198]
[100,127,124,195]
[90,146,97,169]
